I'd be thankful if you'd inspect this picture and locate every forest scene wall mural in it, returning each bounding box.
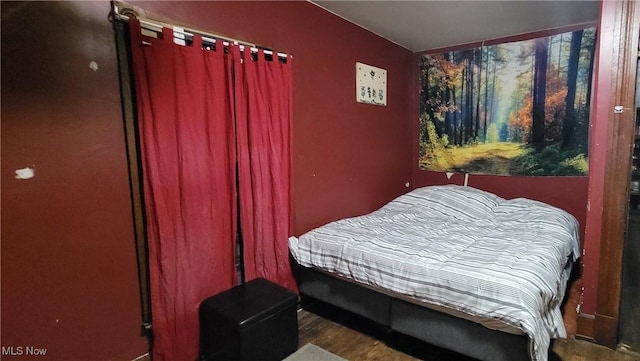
[419,27,596,176]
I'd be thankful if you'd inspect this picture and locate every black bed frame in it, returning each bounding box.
[297,266,534,361]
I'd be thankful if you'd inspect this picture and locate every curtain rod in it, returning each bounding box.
[111,1,290,59]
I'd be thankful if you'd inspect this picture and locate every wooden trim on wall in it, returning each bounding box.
[576,312,595,341]
[594,314,619,347]
[596,0,640,349]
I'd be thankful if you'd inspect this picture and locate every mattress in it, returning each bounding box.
[289,185,581,361]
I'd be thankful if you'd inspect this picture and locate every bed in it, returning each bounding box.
[288,185,580,361]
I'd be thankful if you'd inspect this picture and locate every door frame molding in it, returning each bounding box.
[594,0,639,348]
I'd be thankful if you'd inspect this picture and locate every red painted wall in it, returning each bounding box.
[126,1,416,234]
[2,1,413,360]
[122,0,620,336]
[1,2,148,360]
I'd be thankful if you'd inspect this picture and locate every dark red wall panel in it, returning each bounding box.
[1,2,147,360]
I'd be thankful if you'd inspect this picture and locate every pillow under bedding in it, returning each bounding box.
[387,185,503,220]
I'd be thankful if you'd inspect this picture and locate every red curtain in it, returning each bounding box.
[235,49,297,290]
[129,19,237,361]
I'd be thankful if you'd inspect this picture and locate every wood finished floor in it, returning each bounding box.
[297,302,640,361]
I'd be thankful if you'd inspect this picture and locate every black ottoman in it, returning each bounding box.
[199,278,298,361]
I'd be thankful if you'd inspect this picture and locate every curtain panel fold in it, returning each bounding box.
[234,48,296,290]
[128,18,295,361]
[129,18,238,361]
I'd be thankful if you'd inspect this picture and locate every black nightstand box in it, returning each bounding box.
[199,278,298,361]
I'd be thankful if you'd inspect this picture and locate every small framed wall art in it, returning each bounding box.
[356,62,387,106]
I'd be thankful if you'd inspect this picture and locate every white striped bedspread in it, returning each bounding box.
[289,185,581,361]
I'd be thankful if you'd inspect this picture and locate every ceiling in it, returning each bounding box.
[311,1,600,52]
